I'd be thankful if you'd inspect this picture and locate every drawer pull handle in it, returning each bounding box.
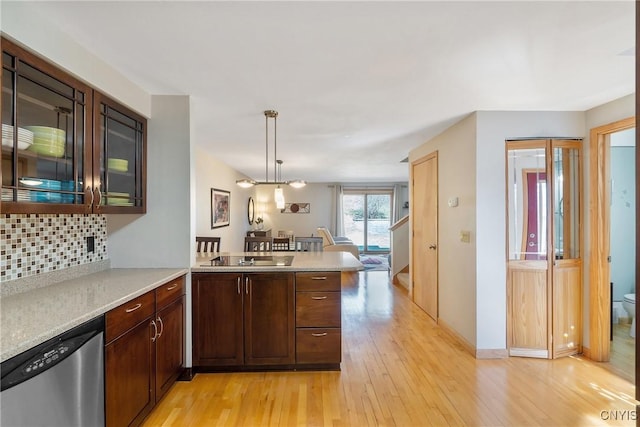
[311,332,328,337]
[311,296,328,300]
[311,276,327,280]
[125,303,142,313]
[167,284,178,291]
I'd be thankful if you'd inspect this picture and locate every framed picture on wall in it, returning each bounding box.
[211,188,230,228]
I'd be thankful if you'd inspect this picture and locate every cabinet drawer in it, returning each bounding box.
[156,276,185,309]
[296,292,341,327]
[296,328,341,364]
[296,272,340,291]
[106,291,155,343]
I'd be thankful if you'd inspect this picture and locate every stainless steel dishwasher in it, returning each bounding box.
[1,315,105,427]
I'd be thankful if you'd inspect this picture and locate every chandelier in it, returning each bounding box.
[236,110,306,208]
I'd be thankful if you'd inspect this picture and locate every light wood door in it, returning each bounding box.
[506,140,582,359]
[412,152,438,320]
[507,261,549,358]
[506,142,551,358]
[553,260,582,358]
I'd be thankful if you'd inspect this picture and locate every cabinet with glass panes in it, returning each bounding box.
[1,37,146,214]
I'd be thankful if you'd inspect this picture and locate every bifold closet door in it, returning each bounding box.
[506,141,551,358]
[551,141,582,358]
[506,139,582,359]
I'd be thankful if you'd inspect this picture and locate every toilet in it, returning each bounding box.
[623,293,636,338]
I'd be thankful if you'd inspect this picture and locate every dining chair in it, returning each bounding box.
[196,236,221,253]
[272,237,290,251]
[244,236,273,252]
[294,236,323,252]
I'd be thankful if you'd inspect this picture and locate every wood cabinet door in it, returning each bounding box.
[105,319,155,427]
[155,295,184,401]
[244,272,295,365]
[192,273,243,366]
[93,90,147,214]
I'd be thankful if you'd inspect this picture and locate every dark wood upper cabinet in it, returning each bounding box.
[93,91,146,213]
[1,37,147,214]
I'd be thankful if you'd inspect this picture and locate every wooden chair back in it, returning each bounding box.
[294,236,323,252]
[244,236,273,252]
[196,236,221,253]
[272,237,290,251]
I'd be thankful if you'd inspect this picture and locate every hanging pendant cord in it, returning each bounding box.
[265,112,269,183]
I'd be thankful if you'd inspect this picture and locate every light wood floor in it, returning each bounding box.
[604,323,636,383]
[143,271,638,426]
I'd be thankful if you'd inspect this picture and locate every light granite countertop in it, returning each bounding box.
[0,268,188,362]
[192,251,364,272]
[1,252,360,363]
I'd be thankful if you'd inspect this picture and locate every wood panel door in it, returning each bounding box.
[155,295,184,401]
[507,261,549,358]
[244,272,295,365]
[506,141,551,358]
[506,139,582,359]
[553,260,582,358]
[412,152,438,320]
[192,273,244,366]
[105,319,155,427]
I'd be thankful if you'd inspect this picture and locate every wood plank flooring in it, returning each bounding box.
[604,323,636,383]
[143,271,637,426]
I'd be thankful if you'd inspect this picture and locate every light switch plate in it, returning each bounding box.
[460,230,471,243]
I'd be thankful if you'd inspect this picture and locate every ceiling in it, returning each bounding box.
[14,1,635,183]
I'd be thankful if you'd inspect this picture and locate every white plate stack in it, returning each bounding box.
[2,124,34,150]
[1,188,30,202]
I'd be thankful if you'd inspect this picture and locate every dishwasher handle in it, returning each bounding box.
[1,315,104,392]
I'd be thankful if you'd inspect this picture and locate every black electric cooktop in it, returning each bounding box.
[206,255,294,267]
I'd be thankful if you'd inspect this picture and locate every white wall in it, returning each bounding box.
[475,111,586,351]
[1,2,151,117]
[195,145,255,252]
[409,114,477,346]
[256,184,334,239]
[610,129,636,301]
[610,147,636,301]
[107,95,192,269]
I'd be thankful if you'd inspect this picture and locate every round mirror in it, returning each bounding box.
[247,197,255,225]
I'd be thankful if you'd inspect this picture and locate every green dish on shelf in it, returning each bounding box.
[27,143,65,158]
[107,158,128,172]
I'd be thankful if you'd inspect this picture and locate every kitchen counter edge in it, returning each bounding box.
[1,268,188,363]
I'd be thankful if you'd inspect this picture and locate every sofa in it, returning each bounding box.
[316,227,360,260]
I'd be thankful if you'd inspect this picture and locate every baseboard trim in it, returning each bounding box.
[509,348,549,358]
[476,349,508,359]
[437,319,508,359]
[437,318,476,357]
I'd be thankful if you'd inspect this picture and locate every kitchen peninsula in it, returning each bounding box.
[192,251,362,371]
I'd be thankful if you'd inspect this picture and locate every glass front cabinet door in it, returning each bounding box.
[2,39,92,213]
[93,92,146,214]
[1,38,146,214]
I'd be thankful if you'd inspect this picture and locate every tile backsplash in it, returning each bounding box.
[1,214,108,282]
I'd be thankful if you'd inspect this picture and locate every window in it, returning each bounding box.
[342,189,392,253]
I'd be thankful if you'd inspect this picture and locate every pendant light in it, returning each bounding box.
[274,160,286,209]
[236,110,307,206]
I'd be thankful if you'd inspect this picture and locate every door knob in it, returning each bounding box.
[429,244,437,250]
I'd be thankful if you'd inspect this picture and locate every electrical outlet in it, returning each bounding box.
[87,236,95,253]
